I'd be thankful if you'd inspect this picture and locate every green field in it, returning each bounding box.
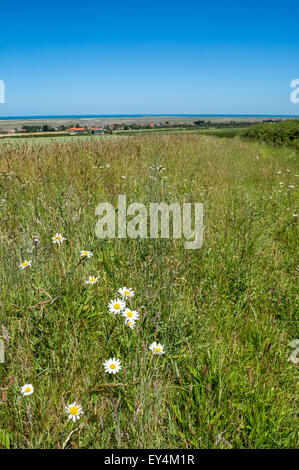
[0,135,115,145]
[0,134,298,449]
[0,126,244,145]
[113,127,243,137]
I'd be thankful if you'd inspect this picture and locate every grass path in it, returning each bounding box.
[0,134,298,448]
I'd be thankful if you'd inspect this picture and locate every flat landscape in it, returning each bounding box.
[0,115,294,132]
[0,133,297,448]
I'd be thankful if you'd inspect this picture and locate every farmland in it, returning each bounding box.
[0,133,298,449]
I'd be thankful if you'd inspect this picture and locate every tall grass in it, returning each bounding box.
[0,135,298,448]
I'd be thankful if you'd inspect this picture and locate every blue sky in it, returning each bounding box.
[0,0,298,116]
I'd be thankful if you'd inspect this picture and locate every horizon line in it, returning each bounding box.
[1,113,299,121]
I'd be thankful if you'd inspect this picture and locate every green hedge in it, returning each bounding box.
[241,119,299,148]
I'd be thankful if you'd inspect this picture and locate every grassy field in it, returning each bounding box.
[0,135,114,145]
[113,127,244,137]
[0,134,298,449]
[0,126,245,144]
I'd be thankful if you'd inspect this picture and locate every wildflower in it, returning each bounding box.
[293,213,298,218]
[19,260,31,270]
[289,185,295,189]
[103,358,122,374]
[118,287,135,299]
[108,298,126,314]
[21,384,34,396]
[122,308,139,322]
[52,233,66,245]
[125,318,136,329]
[65,402,84,422]
[149,342,165,355]
[85,276,99,284]
[80,250,93,258]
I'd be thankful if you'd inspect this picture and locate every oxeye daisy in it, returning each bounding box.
[103,358,122,374]
[85,276,99,284]
[65,401,83,423]
[125,318,136,329]
[52,233,66,245]
[118,287,135,299]
[80,250,93,258]
[122,308,139,322]
[108,298,126,314]
[19,260,32,270]
[149,342,165,355]
[21,384,34,396]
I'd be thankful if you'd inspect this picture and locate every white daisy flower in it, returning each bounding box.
[52,233,66,245]
[118,287,135,299]
[80,250,93,258]
[289,185,295,189]
[65,401,84,423]
[19,260,32,270]
[125,318,136,329]
[108,298,126,314]
[85,276,99,284]
[21,384,34,396]
[149,342,165,355]
[103,358,122,374]
[293,213,298,217]
[122,308,139,322]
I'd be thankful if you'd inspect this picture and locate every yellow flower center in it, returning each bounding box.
[155,347,161,353]
[124,291,130,296]
[127,311,133,318]
[128,321,132,326]
[90,278,96,283]
[110,364,116,370]
[69,406,79,416]
[114,303,120,309]
[83,251,88,255]
[22,262,28,267]
[55,236,62,241]
[25,387,31,393]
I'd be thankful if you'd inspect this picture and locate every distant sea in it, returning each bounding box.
[0,114,298,121]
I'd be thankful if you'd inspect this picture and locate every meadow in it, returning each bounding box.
[0,134,298,449]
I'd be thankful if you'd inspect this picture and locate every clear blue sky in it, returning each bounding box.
[0,0,298,116]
